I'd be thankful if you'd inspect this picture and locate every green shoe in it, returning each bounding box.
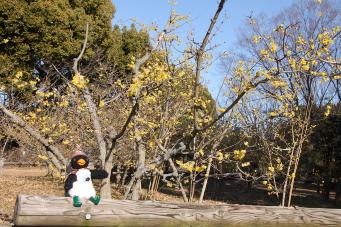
[73,196,82,207]
[89,195,100,205]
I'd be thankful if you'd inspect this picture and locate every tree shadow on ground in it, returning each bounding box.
[157,179,340,208]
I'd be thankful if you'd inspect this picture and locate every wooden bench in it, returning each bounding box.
[13,194,341,226]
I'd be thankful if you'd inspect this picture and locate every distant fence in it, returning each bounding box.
[3,161,48,167]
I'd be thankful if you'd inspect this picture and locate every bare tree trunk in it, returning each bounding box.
[125,130,146,200]
[0,136,9,175]
[189,169,197,202]
[100,152,114,199]
[193,0,226,132]
[121,167,128,187]
[72,23,108,169]
[132,179,141,201]
[287,145,303,207]
[83,89,107,168]
[131,133,146,200]
[44,148,64,174]
[155,174,161,192]
[323,175,331,200]
[287,155,298,207]
[335,178,341,205]
[281,148,295,207]
[0,136,8,158]
[168,158,188,202]
[199,157,212,203]
[149,173,157,193]
[0,158,4,176]
[115,163,122,184]
[287,100,311,207]
[124,175,136,200]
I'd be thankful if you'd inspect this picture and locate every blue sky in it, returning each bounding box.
[112,0,296,98]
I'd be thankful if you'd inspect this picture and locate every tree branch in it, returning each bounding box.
[72,23,107,167]
[193,0,227,131]
[0,103,67,168]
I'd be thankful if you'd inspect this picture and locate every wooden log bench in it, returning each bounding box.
[13,194,341,226]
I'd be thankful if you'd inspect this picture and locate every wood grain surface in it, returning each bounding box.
[13,194,341,226]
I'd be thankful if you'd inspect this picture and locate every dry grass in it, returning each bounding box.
[0,175,63,225]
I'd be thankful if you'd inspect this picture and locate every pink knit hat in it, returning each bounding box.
[70,144,87,158]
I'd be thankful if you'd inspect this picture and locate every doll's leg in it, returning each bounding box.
[73,196,82,207]
[89,195,100,205]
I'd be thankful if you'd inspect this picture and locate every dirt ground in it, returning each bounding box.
[0,166,339,225]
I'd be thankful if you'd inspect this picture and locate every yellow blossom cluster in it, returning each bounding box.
[324,105,332,117]
[175,160,207,173]
[71,73,89,89]
[233,149,246,160]
[10,71,39,90]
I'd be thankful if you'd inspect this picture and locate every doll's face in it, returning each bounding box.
[71,154,89,169]
[76,168,91,182]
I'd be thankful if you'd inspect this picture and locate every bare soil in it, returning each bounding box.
[0,167,339,225]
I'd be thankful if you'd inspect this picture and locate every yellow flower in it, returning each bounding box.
[28,81,36,88]
[197,149,204,157]
[217,107,225,113]
[62,140,70,145]
[268,166,275,172]
[28,112,36,119]
[300,59,309,71]
[176,160,195,172]
[15,71,23,79]
[99,100,105,108]
[260,49,269,59]
[216,151,223,161]
[302,64,310,71]
[115,79,126,89]
[271,80,287,88]
[318,32,332,47]
[267,184,273,190]
[71,73,88,89]
[270,40,277,53]
[148,164,156,171]
[252,35,261,44]
[289,58,296,69]
[127,79,140,97]
[269,112,278,117]
[319,72,327,77]
[38,155,48,160]
[241,162,250,167]
[276,163,283,171]
[59,100,69,107]
[233,149,246,160]
[324,105,331,117]
[195,165,207,172]
[296,36,306,46]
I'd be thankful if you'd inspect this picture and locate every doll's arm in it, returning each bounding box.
[64,174,77,196]
[90,169,109,179]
